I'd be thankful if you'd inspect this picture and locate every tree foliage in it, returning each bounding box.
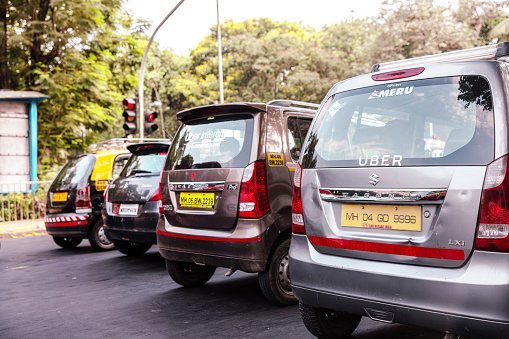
[1,0,508,176]
[0,0,147,173]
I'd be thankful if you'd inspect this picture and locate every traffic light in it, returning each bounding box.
[122,98,137,135]
[144,110,159,135]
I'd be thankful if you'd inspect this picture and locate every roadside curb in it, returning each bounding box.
[0,220,47,239]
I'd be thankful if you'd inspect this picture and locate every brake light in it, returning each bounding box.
[476,156,509,252]
[76,185,91,211]
[239,161,270,218]
[372,67,425,81]
[292,162,305,234]
[149,187,161,202]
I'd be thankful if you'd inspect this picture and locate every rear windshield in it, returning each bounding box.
[302,76,494,168]
[120,151,167,177]
[165,115,254,170]
[53,156,95,185]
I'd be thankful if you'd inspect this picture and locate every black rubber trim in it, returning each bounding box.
[495,42,509,58]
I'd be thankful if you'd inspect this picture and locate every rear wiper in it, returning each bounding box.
[131,169,152,174]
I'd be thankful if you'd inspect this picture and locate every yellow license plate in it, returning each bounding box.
[95,180,108,191]
[52,192,68,202]
[179,192,215,209]
[341,204,421,231]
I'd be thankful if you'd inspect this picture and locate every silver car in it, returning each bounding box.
[290,42,509,338]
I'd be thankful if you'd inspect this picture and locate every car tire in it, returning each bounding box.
[88,219,114,251]
[52,236,83,248]
[165,260,216,287]
[299,302,361,339]
[113,240,152,256]
[258,238,296,306]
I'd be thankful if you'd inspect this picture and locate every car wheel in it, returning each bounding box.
[165,260,216,287]
[299,302,361,339]
[113,240,152,256]
[52,236,83,248]
[258,238,296,305]
[88,219,114,251]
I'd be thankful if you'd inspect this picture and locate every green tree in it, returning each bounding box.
[373,0,474,62]
[0,0,148,172]
[144,46,188,139]
[172,18,344,106]
[320,19,378,78]
[454,0,509,43]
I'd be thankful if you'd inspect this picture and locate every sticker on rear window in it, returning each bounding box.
[268,153,285,166]
[368,86,414,100]
[359,155,402,167]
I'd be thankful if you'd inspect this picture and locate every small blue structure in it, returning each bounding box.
[0,90,48,185]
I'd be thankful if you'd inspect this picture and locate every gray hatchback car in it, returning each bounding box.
[290,43,509,338]
[157,100,317,305]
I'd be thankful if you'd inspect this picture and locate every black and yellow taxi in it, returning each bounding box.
[45,142,130,251]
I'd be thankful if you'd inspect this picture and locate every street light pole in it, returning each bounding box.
[217,0,224,103]
[138,0,185,141]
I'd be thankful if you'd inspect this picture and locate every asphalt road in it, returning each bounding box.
[0,235,448,339]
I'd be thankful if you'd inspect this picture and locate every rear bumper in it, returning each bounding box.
[289,234,509,338]
[156,214,278,273]
[103,213,158,245]
[44,213,91,238]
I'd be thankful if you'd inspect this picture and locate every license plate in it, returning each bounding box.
[118,204,139,216]
[179,192,215,209]
[341,204,421,231]
[52,192,68,202]
[95,180,108,191]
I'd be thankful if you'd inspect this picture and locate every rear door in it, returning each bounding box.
[107,147,168,215]
[301,75,495,268]
[47,155,95,213]
[163,114,257,230]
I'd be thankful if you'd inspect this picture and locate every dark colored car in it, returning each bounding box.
[103,142,171,255]
[157,100,317,305]
[45,148,130,250]
[290,42,509,338]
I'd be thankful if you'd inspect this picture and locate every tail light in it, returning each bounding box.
[476,156,509,252]
[149,187,161,202]
[158,170,165,214]
[292,162,306,234]
[239,161,270,218]
[76,185,91,212]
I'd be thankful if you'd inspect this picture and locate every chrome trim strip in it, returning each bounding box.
[320,188,446,202]
[169,181,225,192]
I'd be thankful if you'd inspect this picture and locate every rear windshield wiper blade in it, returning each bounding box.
[131,169,152,174]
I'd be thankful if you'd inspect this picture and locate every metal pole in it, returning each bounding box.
[138,0,185,141]
[153,86,166,139]
[217,0,224,103]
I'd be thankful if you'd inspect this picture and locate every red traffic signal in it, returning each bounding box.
[144,110,159,135]
[122,98,137,135]
[122,98,136,110]
[146,112,158,122]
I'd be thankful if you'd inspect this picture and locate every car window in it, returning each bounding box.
[112,154,129,179]
[120,152,167,177]
[166,115,254,170]
[302,76,494,168]
[53,156,95,185]
[287,117,312,162]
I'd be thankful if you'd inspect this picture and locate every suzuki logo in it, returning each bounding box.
[369,173,380,186]
[190,172,196,181]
